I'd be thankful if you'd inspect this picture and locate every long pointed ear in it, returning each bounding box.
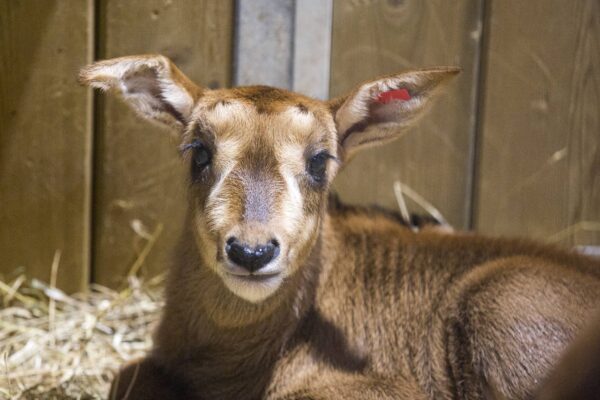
[329,67,460,159]
[79,54,202,129]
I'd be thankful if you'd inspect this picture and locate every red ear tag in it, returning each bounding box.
[376,88,411,104]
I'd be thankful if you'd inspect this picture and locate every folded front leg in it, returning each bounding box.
[109,357,188,400]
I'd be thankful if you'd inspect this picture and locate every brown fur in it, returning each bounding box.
[111,207,600,400]
[79,55,600,400]
[534,308,600,400]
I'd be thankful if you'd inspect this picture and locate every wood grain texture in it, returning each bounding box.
[475,0,600,246]
[330,0,483,229]
[0,1,93,292]
[93,0,233,286]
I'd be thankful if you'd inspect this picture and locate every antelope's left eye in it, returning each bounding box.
[184,140,212,179]
[307,152,330,183]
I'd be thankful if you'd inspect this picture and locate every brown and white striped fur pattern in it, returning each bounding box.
[80,55,600,400]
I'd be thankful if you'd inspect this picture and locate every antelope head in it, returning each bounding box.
[80,55,458,303]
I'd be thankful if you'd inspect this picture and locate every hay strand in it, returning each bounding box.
[393,180,451,227]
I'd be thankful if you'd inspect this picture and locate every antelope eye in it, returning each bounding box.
[186,141,212,179]
[308,152,330,183]
[193,144,211,168]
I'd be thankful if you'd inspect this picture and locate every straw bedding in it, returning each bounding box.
[0,275,163,399]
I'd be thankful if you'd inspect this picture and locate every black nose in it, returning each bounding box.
[225,237,279,273]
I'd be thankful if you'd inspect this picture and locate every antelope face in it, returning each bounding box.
[80,54,458,302]
[182,88,339,302]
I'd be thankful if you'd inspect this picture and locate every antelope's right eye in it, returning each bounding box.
[307,151,331,183]
[193,143,212,169]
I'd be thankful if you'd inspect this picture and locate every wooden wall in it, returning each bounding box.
[330,0,483,228]
[1,0,598,290]
[475,0,600,247]
[0,1,93,292]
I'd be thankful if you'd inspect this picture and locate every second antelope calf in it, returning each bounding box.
[80,55,600,400]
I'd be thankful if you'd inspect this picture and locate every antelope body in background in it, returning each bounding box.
[80,55,600,400]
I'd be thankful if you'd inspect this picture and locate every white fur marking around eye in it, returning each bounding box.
[217,137,244,164]
[283,106,315,128]
[278,143,305,168]
[279,165,304,236]
[194,210,218,269]
[210,101,251,124]
[288,215,316,268]
[206,163,236,231]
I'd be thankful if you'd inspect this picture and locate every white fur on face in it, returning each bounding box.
[205,161,236,232]
[193,210,219,270]
[201,106,246,232]
[283,105,316,128]
[286,215,317,271]
[210,100,250,125]
[278,149,305,237]
[221,273,285,303]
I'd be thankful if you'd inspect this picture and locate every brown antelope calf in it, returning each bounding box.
[80,55,600,400]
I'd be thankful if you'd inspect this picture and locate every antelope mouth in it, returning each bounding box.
[225,271,281,283]
[221,270,284,303]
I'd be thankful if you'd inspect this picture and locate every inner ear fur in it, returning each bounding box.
[328,67,460,159]
[79,54,202,129]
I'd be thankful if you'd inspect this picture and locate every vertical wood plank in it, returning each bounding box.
[235,0,334,99]
[475,0,599,246]
[330,0,483,228]
[234,0,295,88]
[94,0,233,286]
[0,1,93,292]
[293,0,333,99]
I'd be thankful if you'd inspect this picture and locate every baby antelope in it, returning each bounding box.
[79,55,600,400]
